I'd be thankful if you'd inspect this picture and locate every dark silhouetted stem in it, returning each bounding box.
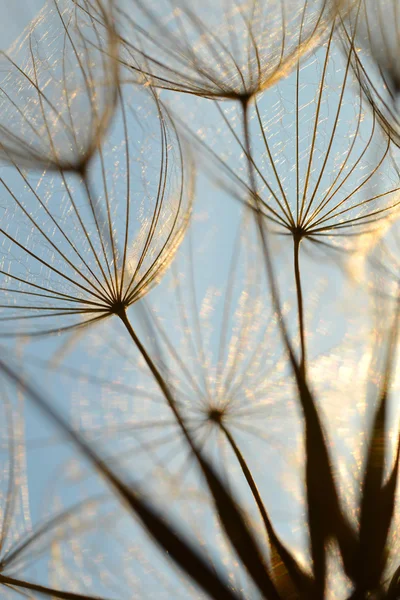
[221,424,270,529]
[220,424,312,598]
[0,361,241,600]
[240,100,356,598]
[117,308,190,444]
[0,573,108,600]
[293,234,306,379]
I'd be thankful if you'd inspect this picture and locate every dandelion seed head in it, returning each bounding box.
[113,0,344,100]
[0,0,119,172]
[0,86,193,337]
[193,27,400,252]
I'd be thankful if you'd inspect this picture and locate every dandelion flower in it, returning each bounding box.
[192,23,400,374]
[65,209,308,592]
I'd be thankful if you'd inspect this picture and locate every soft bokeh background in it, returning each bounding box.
[1,2,400,598]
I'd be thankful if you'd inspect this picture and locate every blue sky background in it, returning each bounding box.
[1,2,399,598]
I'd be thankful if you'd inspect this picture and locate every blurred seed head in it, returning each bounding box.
[341,0,400,148]
[0,0,120,173]
[111,0,347,101]
[366,214,400,329]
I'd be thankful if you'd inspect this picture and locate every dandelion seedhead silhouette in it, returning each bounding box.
[108,0,345,101]
[187,21,400,377]
[0,86,193,337]
[202,25,400,250]
[0,0,119,173]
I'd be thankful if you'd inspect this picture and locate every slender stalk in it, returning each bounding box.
[220,423,312,598]
[293,234,306,378]
[220,423,271,536]
[117,308,191,445]
[240,99,299,376]
[240,99,352,597]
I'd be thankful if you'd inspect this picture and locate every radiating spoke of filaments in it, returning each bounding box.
[0,86,193,337]
[84,0,344,101]
[0,0,119,173]
[179,15,400,256]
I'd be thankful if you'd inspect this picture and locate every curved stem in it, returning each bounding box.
[220,424,312,597]
[220,424,271,534]
[293,235,306,378]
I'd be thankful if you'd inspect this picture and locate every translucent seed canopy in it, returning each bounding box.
[211,24,400,249]
[0,0,119,172]
[0,87,194,337]
[60,209,302,575]
[161,228,288,432]
[111,213,299,475]
[115,0,346,99]
[341,0,400,148]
